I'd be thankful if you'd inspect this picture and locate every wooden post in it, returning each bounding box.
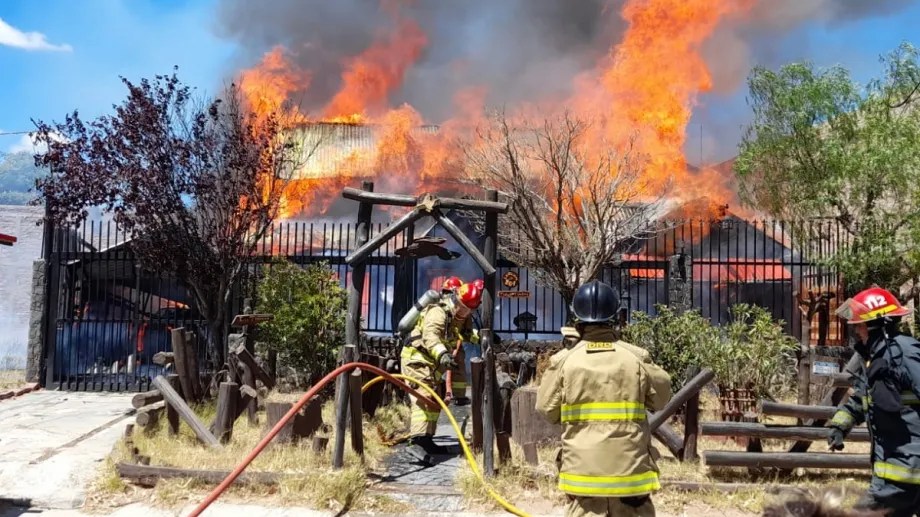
[349,369,365,459]
[171,329,201,403]
[231,344,275,390]
[683,392,700,461]
[152,375,221,448]
[184,330,201,401]
[482,189,499,476]
[239,361,257,424]
[212,382,239,444]
[470,357,484,451]
[166,374,181,435]
[345,181,373,347]
[333,345,357,469]
[522,443,539,466]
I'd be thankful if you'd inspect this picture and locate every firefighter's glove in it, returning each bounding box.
[868,358,903,413]
[439,352,458,370]
[827,427,845,451]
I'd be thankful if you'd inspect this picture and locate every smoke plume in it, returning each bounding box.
[214,0,913,182]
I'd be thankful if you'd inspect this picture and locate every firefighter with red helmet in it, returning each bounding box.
[441,277,481,406]
[401,280,482,462]
[828,287,920,515]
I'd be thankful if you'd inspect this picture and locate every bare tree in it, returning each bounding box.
[31,70,321,368]
[463,110,669,303]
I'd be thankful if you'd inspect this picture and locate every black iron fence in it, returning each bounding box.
[39,215,849,391]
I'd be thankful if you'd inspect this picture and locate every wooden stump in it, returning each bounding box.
[265,398,323,444]
[510,386,561,447]
[171,329,201,403]
[312,435,329,454]
[136,402,165,430]
[522,442,539,466]
[212,382,239,444]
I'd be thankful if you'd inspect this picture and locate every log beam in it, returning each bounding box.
[760,401,837,421]
[345,207,421,266]
[116,462,279,486]
[702,422,870,442]
[341,187,509,213]
[136,402,165,428]
[230,344,275,390]
[152,375,220,448]
[703,451,870,470]
[131,390,163,409]
[433,210,495,275]
[649,368,714,431]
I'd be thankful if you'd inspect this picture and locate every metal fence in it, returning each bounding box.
[39,215,848,391]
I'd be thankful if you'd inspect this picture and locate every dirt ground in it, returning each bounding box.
[0,369,26,390]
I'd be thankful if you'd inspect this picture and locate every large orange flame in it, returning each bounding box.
[237,0,753,220]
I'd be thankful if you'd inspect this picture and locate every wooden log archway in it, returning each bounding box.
[335,183,510,475]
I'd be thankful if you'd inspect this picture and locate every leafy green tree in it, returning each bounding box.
[734,42,920,296]
[256,260,346,382]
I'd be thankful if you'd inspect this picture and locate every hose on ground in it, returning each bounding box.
[187,362,530,517]
[362,373,530,517]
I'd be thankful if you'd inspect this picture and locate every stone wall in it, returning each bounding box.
[26,260,44,382]
[0,206,44,371]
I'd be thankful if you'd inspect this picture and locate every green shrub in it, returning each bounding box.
[256,259,346,379]
[622,305,717,392]
[702,304,800,398]
[624,303,799,398]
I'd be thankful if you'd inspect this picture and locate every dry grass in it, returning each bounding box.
[85,397,412,514]
[456,390,873,516]
[0,369,25,390]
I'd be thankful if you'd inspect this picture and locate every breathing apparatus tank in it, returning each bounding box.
[397,289,442,337]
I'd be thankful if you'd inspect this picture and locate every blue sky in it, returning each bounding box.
[0,0,238,153]
[2,1,920,161]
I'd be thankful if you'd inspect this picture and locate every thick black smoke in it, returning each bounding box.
[214,0,625,122]
[214,0,913,162]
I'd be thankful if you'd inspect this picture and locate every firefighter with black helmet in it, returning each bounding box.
[401,280,482,463]
[827,287,920,515]
[537,280,672,517]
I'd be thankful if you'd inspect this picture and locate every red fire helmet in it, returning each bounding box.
[835,287,911,324]
[442,276,463,293]
[457,282,483,310]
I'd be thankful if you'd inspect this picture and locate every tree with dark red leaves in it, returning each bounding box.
[30,68,317,369]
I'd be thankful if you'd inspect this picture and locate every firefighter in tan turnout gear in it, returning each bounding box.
[537,280,672,517]
[401,279,482,462]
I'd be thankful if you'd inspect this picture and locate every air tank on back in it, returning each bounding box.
[397,289,442,337]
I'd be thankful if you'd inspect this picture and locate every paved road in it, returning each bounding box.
[0,390,133,509]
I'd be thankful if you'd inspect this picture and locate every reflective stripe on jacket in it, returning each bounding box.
[403,303,473,371]
[536,326,672,498]
[830,333,920,485]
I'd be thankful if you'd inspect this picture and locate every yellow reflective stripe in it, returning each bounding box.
[559,471,660,496]
[411,409,440,423]
[874,462,920,484]
[560,402,646,423]
[831,410,854,427]
[901,392,920,405]
[432,344,448,360]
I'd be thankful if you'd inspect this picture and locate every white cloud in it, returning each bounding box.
[0,17,72,52]
[6,132,68,154]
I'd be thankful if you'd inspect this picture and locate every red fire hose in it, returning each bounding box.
[186,362,435,517]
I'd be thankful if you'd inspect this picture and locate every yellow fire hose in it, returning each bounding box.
[362,373,531,517]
